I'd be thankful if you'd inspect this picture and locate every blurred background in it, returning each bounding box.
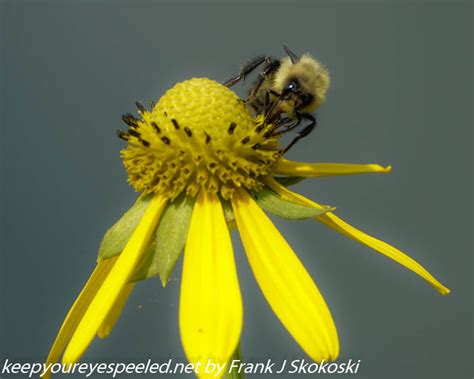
[0,1,472,378]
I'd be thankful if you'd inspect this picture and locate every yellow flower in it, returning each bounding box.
[45,78,449,379]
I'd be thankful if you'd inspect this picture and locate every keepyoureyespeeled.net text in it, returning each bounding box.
[2,358,362,377]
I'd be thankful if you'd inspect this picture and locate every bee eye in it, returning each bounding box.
[300,93,313,106]
[284,80,299,93]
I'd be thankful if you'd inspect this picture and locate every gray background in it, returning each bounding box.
[0,1,472,378]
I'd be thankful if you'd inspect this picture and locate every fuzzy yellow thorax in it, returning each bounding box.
[121,78,281,200]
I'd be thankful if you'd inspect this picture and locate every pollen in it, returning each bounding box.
[120,78,281,200]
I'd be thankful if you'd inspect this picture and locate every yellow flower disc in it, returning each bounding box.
[121,78,280,199]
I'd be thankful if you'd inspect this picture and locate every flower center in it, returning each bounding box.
[120,78,281,200]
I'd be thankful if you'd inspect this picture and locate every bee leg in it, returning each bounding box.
[250,59,280,94]
[263,90,281,109]
[264,116,296,139]
[263,92,280,119]
[283,113,317,153]
[272,118,301,136]
[279,116,295,129]
[261,89,284,128]
[224,56,271,87]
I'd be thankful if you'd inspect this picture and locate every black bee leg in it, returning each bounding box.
[272,118,301,136]
[261,91,273,116]
[279,116,296,129]
[283,113,317,153]
[264,116,296,138]
[261,89,284,125]
[250,60,280,95]
[224,56,270,87]
[263,97,280,121]
[262,90,280,111]
[275,115,292,129]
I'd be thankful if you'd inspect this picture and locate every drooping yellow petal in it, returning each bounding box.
[266,177,450,295]
[275,158,391,177]
[62,194,167,364]
[97,283,135,339]
[232,187,339,362]
[180,190,243,379]
[43,257,117,379]
[317,213,450,294]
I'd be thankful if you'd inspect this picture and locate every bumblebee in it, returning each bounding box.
[224,46,330,152]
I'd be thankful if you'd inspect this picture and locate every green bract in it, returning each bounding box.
[252,187,333,220]
[98,184,332,286]
[273,176,305,186]
[131,193,194,285]
[98,194,152,260]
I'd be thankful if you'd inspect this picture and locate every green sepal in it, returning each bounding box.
[223,345,244,379]
[273,176,305,187]
[130,193,195,286]
[221,198,235,223]
[252,187,333,220]
[220,197,238,231]
[97,194,153,260]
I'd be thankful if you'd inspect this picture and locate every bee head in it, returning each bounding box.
[281,78,315,113]
[273,49,330,114]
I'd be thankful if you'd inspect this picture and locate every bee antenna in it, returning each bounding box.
[283,45,299,64]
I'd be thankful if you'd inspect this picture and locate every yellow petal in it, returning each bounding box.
[266,177,450,295]
[275,158,391,177]
[97,283,135,339]
[43,257,117,379]
[263,176,329,213]
[232,187,339,362]
[180,190,243,379]
[62,193,167,364]
[317,213,450,294]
